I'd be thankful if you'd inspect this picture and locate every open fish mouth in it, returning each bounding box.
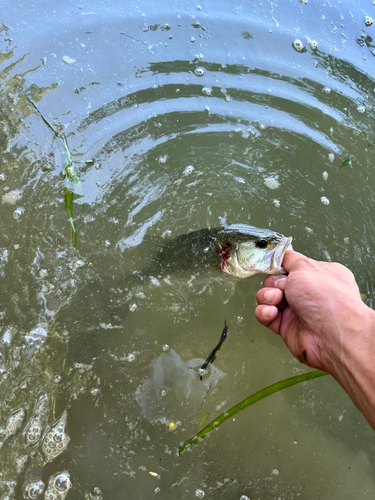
[267,237,293,274]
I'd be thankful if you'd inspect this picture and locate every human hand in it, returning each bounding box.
[255,250,372,374]
[255,249,375,430]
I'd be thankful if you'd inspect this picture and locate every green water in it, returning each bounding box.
[1,1,375,498]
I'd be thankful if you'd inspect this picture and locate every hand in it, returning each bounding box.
[255,249,375,430]
[255,250,372,374]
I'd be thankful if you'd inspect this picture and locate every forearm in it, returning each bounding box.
[325,305,375,430]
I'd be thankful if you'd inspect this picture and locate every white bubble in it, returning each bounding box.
[365,16,373,26]
[127,353,136,362]
[72,259,85,271]
[183,165,194,175]
[264,176,280,190]
[328,153,334,162]
[293,39,304,52]
[271,468,280,475]
[39,269,48,278]
[320,196,330,205]
[310,40,317,49]
[273,199,280,207]
[155,487,161,494]
[159,154,168,163]
[240,496,250,500]
[195,489,205,498]
[191,36,195,42]
[202,87,212,96]
[13,207,23,220]
[129,303,137,312]
[62,56,75,64]
[160,389,167,397]
[323,87,331,94]
[357,106,366,113]
[323,171,328,180]
[195,67,204,76]
[162,344,170,352]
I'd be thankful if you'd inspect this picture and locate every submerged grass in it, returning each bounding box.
[26,96,83,248]
[177,369,328,456]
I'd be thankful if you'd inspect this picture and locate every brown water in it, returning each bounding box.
[1,1,375,499]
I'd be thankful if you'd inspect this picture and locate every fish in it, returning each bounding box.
[215,224,293,278]
[145,223,293,279]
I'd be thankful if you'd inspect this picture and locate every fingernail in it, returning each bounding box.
[264,289,275,302]
[275,277,287,289]
[262,306,274,320]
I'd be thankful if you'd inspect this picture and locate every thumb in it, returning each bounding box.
[282,249,311,274]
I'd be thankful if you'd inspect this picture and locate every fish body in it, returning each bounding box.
[146,224,292,279]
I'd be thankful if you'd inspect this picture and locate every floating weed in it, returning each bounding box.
[340,158,352,169]
[177,370,328,455]
[26,95,84,248]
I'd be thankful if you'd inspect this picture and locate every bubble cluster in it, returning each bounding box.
[365,16,373,26]
[2,189,22,205]
[25,415,43,446]
[41,410,70,462]
[129,303,138,312]
[357,106,365,113]
[24,479,45,500]
[44,472,71,500]
[0,408,25,449]
[202,87,212,96]
[310,40,317,50]
[293,39,304,52]
[320,196,330,205]
[194,67,204,76]
[328,153,334,162]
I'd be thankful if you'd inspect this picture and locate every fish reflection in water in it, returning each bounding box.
[135,350,226,425]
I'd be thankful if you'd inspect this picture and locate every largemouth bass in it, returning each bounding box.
[145,224,292,279]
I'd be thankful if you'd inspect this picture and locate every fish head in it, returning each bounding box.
[216,224,293,278]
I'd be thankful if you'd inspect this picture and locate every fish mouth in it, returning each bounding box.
[267,237,293,274]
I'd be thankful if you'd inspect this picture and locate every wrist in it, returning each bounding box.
[327,304,375,429]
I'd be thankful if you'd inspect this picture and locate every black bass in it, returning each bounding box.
[145,224,293,279]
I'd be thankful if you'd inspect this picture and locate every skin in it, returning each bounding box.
[255,250,375,430]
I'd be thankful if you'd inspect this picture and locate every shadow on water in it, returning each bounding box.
[1,2,375,498]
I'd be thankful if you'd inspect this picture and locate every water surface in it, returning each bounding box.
[1,1,375,499]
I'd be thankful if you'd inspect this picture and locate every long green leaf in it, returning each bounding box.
[177,370,328,456]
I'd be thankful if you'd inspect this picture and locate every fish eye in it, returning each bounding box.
[255,239,268,249]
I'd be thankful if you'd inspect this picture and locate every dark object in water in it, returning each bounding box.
[199,320,228,380]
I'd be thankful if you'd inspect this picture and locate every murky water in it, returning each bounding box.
[1,0,375,498]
